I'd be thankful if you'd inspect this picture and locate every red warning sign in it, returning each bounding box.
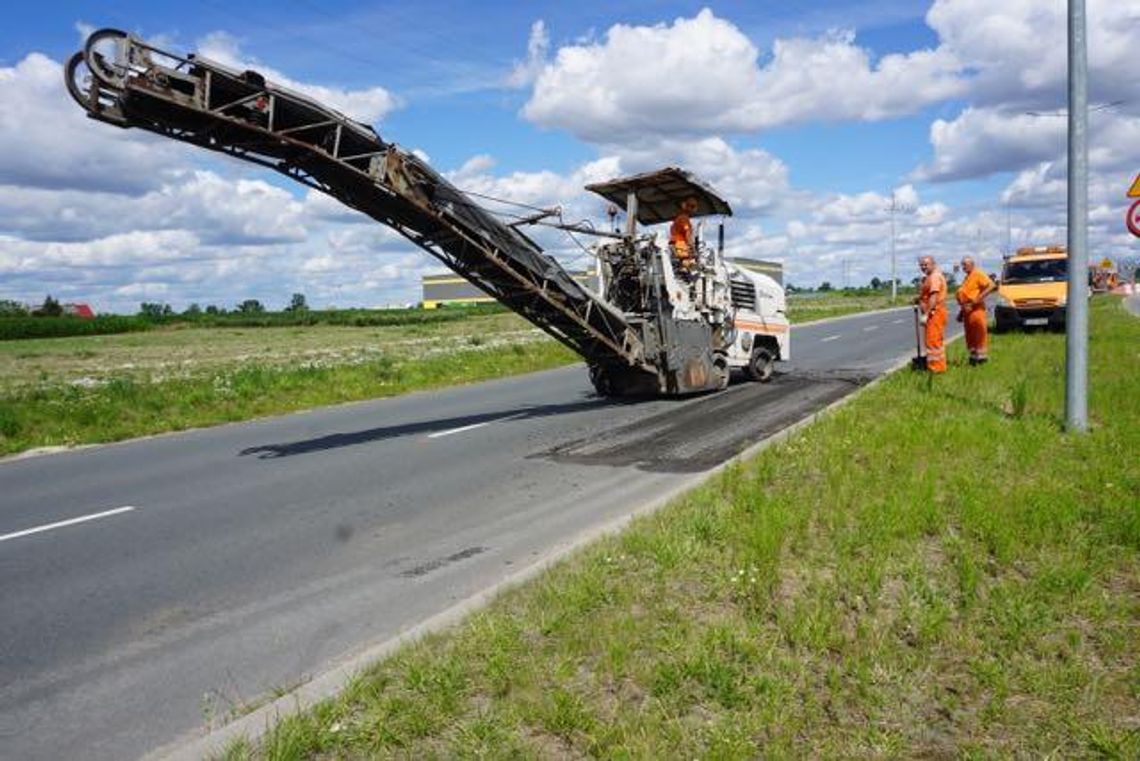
[1128,199,1140,238]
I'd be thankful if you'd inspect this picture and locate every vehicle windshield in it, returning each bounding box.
[1002,258,1067,284]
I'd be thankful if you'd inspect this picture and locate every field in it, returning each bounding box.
[0,311,540,391]
[223,297,1139,759]
[785,289,908,323]
[0,312,569,455]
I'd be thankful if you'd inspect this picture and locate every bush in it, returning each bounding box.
[0,303,508,339]
[0,315,152,341]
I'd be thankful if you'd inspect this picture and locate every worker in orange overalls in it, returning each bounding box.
[955,256,995,365]
[670,197,699,270]
[915,255,948,373]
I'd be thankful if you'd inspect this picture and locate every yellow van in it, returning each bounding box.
[994,246,1069,332]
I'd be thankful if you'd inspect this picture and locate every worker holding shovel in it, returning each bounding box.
[915,255,948,373]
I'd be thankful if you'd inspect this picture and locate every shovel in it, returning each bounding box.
[911,305,928,371]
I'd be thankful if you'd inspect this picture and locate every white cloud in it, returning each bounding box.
[609,137,793,215]
[0,43,426,313]
[197,32,398,124]
[521,9,966,142]
[0,53,183,195]
[507,20,549,88]
[0,171,306,244]
[916,108,1065,181]
[914,0,1140,182]
[926,0,1138,112]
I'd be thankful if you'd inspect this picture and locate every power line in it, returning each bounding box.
[1026,99,1125,117]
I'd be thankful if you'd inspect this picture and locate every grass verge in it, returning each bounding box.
[786,291,907,324]
[223,297,1139,759]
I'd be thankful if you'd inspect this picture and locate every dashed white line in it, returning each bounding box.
[820,334,841,342]
[891,318,906,324]
[427,421,494,438]
[427,413,523,439]
[0,506,136,544]
[863,325,879,332]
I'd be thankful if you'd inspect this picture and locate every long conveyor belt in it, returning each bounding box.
[66,29,647,371]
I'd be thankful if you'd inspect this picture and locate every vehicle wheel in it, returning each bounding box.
[745,347,774,383]
[713,357,730,391]
[588,365,615,397]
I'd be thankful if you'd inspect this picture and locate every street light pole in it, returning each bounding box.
[890,192,897,301]
[1065,0,1089,432]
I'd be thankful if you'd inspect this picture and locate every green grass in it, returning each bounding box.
[0,341,575,456]
[224,297,1139,759]
[787,289,909,324]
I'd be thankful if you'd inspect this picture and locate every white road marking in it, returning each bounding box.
[863,325,879,332]
[427,414,523,439]
[820,334,841,342]
[891,318,906,324]
[428,421,493,438]
[0,506,136,544]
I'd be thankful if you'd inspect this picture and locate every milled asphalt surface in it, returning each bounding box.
[0,306,961,761]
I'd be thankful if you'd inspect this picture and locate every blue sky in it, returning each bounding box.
[1,1,1136,311]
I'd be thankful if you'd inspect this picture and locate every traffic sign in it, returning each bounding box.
[1129,172,1140,198]
[1128,199,1140,238]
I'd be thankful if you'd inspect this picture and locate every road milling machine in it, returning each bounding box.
[66,29,789,396]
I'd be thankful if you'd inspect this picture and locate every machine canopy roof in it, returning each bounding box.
[584,167,732,225]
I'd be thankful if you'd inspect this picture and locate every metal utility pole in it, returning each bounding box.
[889,191,898,301]
[1005,200,1012,257]
[1065,0,1089,432]
[886,191,914,301]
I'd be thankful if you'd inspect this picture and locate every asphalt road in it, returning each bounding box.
[0,306,961,760]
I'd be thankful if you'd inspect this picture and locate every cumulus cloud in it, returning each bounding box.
[915,108,1066,181]
[517,3,1137,192]
[926,0,1138,112]
[0,171,307,244]
[0,53,183,195]
[197,32,398,124]
[521,9,966,142]
[915,0,1140,182]
[0,39,424,312]
[507,20,549,88]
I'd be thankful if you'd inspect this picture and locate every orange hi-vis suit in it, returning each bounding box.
[956,268,994,362]
[669,212,694,266]
[920,267,948,373]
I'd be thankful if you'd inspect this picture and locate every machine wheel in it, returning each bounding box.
[84,28,130,89]
[713,355,730,391]
[588,365,616,397]
[745,347,774,383]
[64,51,93,111]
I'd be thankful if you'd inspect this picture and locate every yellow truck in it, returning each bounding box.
[994,246,1070,332]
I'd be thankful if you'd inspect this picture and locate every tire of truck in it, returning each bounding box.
[745,347,775,383]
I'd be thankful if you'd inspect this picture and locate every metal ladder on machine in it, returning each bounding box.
[65,29,650,377]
